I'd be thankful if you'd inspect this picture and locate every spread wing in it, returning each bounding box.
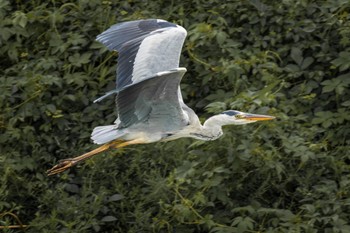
[116,68,188,131]
[95,19,187,102]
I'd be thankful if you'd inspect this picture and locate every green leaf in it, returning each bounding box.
[285,64,300,72]
[69,52,92,67]
[321,80,336,93]
[301,57,314,70]
[205,101,227,113]
[109,194,124,202]
[249,0,269,12]
[196,23,212,33]
[46,104,56,113]
[331,52,350,72]
[101,216,118,222]
[68,33,87,46]
[321,73,350,94]
[232,216,255,232]
[341,100,350,106]
[12,11,27,28]
[291,47,303,66]
[216,31,228,45]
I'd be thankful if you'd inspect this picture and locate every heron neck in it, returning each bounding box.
[191,115,225,141]
[203,114,228,128]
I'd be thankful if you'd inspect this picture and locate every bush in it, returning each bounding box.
[1,0,349,232]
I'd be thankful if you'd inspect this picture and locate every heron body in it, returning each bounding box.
[47,19,275,175]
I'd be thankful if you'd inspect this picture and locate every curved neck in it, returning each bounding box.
[203,114,229,128]
[189,115,225,141]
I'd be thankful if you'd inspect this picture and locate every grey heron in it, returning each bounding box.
[47,19,275,176]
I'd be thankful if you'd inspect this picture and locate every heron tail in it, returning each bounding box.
[91,125,124,144]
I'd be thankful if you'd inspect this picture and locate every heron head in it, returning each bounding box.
[221,110,275,125]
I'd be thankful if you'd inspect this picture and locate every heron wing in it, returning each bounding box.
[96,19,187,91]
[116,68,188,131]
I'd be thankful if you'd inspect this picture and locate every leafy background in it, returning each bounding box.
[1,0,350,232]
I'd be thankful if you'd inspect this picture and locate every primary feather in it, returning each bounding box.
[96,19,187,90]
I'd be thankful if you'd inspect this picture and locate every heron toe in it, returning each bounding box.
[46,159,76,176]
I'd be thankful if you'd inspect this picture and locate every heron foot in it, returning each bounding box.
[46,158,77,176]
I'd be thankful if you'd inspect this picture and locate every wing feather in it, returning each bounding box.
[116,68,188,131]
[96,19,187,90]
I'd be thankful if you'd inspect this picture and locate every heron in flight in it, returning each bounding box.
[47,19,275,175]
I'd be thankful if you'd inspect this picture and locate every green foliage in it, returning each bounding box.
[1,0,349,232]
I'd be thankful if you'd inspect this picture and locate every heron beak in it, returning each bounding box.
[243,113,276,121]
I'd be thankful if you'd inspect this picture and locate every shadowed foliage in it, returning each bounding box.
[1,0,349,232]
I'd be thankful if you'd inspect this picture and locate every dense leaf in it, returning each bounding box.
[0,0,349,232]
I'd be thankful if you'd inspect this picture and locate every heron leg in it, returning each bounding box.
[47,139,138,176]
[113,138,145,149]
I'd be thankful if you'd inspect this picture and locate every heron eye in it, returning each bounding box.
[235,114,244,119]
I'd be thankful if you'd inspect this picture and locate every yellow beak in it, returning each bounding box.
[243,113,276,121]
